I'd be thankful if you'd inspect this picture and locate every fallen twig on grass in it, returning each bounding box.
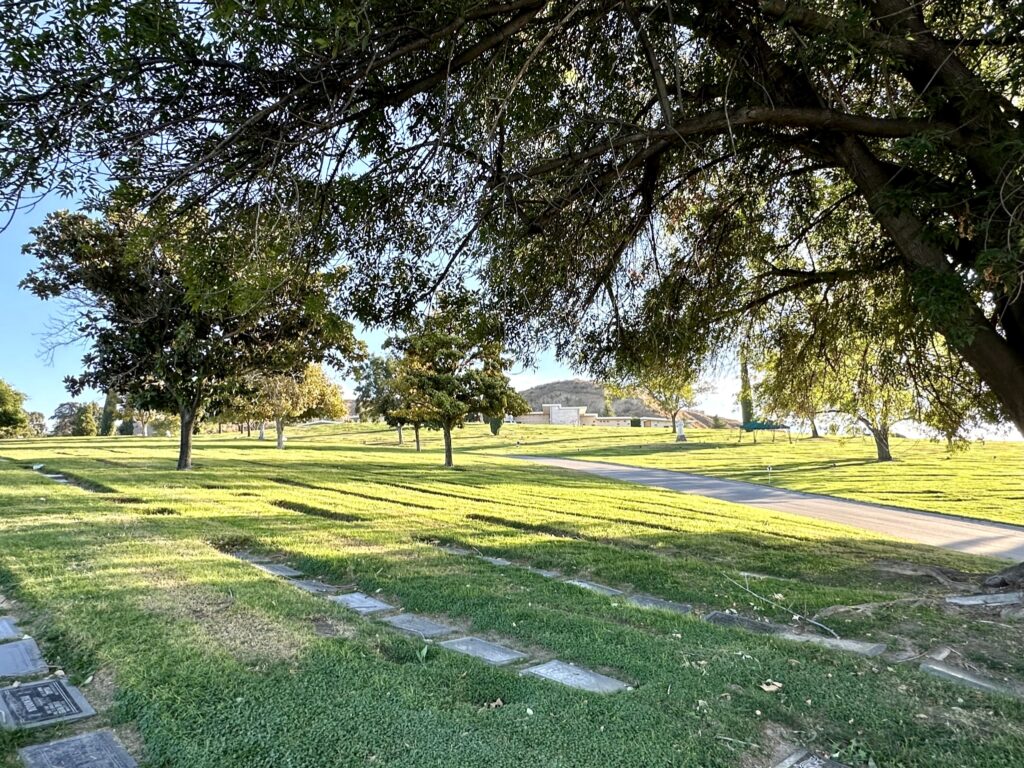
[724,573,840,638]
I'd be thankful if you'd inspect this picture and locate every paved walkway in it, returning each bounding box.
[518,456,1024,562]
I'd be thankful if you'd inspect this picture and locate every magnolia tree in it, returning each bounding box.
[21,193,359,469]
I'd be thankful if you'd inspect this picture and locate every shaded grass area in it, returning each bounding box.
[0,430,1021,767]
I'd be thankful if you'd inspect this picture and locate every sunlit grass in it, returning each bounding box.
[0,428,1020,767]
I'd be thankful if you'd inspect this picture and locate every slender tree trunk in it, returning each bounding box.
[177,407,196,470]
[442,425,453,467]
[414,424,421,452]
[396,423,404,445]
[809,417,820,439]
[258,421,266,440]
[245,422,250,438]
[217,423,222,434]
[275,418,285,449]
[739,349,753,424]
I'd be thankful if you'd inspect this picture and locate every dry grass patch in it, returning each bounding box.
[143,585,308,663]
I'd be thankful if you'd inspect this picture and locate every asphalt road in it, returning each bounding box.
[518,456,1024,562]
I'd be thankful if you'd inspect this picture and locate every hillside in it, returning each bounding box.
[518,378,737,427]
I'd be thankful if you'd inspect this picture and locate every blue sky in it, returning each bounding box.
[0,199,741,421]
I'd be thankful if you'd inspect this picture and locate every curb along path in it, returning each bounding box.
[515,456,1024,562]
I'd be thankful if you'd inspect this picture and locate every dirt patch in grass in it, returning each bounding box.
[143,586,308,663]
[112,723,146,763]
[311,616,356,639]
[83,667,119,711]
[738,722,800,768]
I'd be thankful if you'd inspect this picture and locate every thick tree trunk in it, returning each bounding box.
[836,136,1024,436]
[810,418,820,439]
[396,423,403,445]
[442,425,453,467]
[177,408,195,470]
[258,422,266,440]
[275,418,285,449]
[859,419,893,462]
[414,424,421,452]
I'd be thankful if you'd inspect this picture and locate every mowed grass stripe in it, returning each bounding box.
[0,430,1021,767]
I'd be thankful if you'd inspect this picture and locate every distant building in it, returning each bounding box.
[514,403,671,428]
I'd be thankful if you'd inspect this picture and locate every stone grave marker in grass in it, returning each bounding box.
[288,579,341,595]
[439,637,528,666]
[0,678,95,729]
[626,594,692,614]
[919,659,1024,699]
[252,562,303,578]
[19,729,137,768]
[0,617,22,641]
[520,660,630,693]
[331,592,394,615]
[436,544,473,556]
[776,631,886,657]
[562,579,623,596]
[477,555,512,567]
[945,592,1023,607]
[524,566,560,579]
[773,748,851,768]
[382,614,456,638]
[231,551,273,564]
[703,611,782,634]
[0,639,48,678]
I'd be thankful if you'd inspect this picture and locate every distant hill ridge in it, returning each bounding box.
[517,379,737,428]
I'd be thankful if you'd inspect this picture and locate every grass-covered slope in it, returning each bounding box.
[0,427,1021,767]
[473,423,1024,526]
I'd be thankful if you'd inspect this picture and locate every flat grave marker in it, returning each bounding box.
[0,678,95,729]
[331,592,394,615]
[703,611,781,634]
[439,545,473,556]
[919,659,1024,699]
[521,660,630,693]
[0,639,48,678]
[562,579,623,596]
[252,563,303,578]
[19,730,137,768]
[778,631,886,657]
[774,748,851,768]
[946,592,1023,607]
[439,637,528,666]
[382,614,456,638]
[626,594,692,614]
[477,556,512,567]
[525,567,560,579]
[0,617,22,641]
[288,579,340,595]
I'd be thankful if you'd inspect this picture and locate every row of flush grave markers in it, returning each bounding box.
[0,615,137,767]
[238,543,1024,702]
[236,547,873,768]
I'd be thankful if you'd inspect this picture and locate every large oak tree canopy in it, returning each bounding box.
[2,1,1023,430]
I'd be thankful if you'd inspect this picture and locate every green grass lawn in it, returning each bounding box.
[467,423,1024,526]
[0,426,1021,767]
